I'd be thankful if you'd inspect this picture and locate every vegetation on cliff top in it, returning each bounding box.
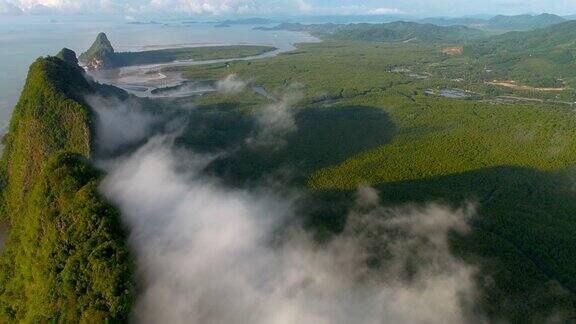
[56,47,81,66]
[0,50,133,322]
[0,55,94,214]
[0,153,133,322]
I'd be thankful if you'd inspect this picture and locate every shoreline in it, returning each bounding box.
[90,37,320,98]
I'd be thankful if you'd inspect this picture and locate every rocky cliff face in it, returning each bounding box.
[56,47,79,65]
[79,32,116,70]
[84,57,108,70]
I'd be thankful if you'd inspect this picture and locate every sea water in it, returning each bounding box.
[0,15,317,130]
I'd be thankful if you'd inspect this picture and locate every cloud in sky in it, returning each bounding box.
[293,0,311,13]
[1,0,576,16]
[0,0,23,14]
[148,0,260,15]
[1,0,308,15]
[2,0,130,14]
[330,5,402,15]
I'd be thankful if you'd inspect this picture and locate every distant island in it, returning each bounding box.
[127,21,162,25]
[216,18,278,25]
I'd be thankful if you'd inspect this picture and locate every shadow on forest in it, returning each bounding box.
[302,166,576,323]
[178,105,397,185]
[161,100,576,322]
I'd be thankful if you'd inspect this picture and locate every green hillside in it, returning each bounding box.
[419,13,565,31]
[329,22,486,43]
[0,52,133,322]
[261,19,576,88]
[259,21,487,43]
[1,55,94,214]
[486,13,566,30]
[469,20,576,54]
[0,153,133,322]
[463,20,576,87]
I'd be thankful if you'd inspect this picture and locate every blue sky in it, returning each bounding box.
[1,0,576,17]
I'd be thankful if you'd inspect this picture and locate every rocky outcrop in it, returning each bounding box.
[79,32,116,70]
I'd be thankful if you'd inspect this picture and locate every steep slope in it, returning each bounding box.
[79,32,116,70]
[0,153,133,322]
[0,51,133,322]
[0,55,94,213]
[56,47,81,65]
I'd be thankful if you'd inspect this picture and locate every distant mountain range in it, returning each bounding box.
[257,13,572,45]
[258,21,487,44]
[419,13,567,31]
[329,22,487,43]
[468,19,576,54]
[214,13,568,31]
[461,19,576,87]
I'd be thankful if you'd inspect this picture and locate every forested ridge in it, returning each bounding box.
[0,51,133,322]
[259,21,487,43]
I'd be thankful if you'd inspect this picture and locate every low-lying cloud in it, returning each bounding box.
[0,0,22,14]
[150,81,216,98]
[87,95,160,155]
[1,0,315,15]
[213,74,303,149]
[247,84,303,149]
[3,0,126,14]
[100,134,481,324]
[92,68,483,323]
[3,0,574,17]
[216,74,248,94]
